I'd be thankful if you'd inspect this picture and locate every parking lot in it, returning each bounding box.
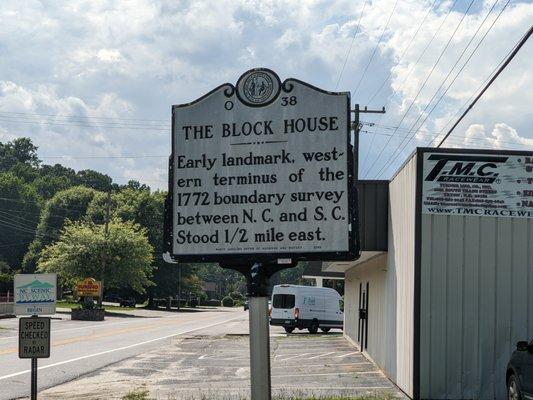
[33,313,404,400]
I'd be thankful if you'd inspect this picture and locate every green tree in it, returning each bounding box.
[0,172,41,269]
[22,186,97,272]
[0,138,40,172]
[38,219,154,293]
[76,169,112,192]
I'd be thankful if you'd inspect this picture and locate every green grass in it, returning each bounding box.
[57,300,136,312]
[121,388,152,400]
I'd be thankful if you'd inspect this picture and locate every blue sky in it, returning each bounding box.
[0,0,531,188]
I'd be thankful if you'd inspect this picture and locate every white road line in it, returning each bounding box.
[272,371,382,378]
[307,351,336,360]
[275,353,312,361]
[335,351,359,358]
[0,314,243,381]
[0,312,229,341]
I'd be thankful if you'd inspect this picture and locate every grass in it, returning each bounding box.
[57,300,136,312]
[122,388,152,400]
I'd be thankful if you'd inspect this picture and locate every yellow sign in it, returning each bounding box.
[76,278,101,297]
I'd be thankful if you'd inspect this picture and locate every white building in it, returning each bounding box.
[325,147,533,399]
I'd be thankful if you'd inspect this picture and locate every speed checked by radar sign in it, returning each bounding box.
[164,68,359,264]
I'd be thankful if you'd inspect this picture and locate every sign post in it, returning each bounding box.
[19,316,51,400]
[164,68,359,398]
[14,274,56,399]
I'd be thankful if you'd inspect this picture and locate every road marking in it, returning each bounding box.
[0,312,223,341]
[335,351,359,358]
[275,352,312,361]
[272,371,382,378]
[0,314,243,381]
[307,351,336,360]
[0,312,228,355]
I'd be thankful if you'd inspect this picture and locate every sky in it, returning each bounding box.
[0,0,531,189]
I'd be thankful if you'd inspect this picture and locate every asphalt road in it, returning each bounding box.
[0,308,243,400]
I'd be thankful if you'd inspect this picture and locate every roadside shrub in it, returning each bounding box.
[234,299,244,307]
[221,296,234,307]
[229,291,244,301]
[200,299,221,307]
[188,299,198,308]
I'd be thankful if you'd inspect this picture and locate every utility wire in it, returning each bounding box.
[352,0,399,97]
[375,0,506,177]
[336,0,368,90]
[0,110,167,123]
[366,0,438,105]
[361,0,459,177]
[365,0,472,178]
[436,24,533,147]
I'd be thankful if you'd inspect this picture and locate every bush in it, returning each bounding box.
[229,291,244,301]
[221,296,234,307]
[234,299,244,307]
[200,299,221,307]
[188,299,198,308]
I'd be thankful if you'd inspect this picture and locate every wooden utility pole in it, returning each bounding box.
[98,191,111,307]
[351,105,386,179]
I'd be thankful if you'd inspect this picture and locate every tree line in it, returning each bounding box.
[0,138,307,305]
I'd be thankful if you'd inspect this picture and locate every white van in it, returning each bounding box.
[269,284,343,334]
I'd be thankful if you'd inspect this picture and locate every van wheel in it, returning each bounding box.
[308,319,319,334]
[321,328,330,333]
[284,327,295,334]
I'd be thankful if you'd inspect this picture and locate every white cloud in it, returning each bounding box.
[0,0,530,186]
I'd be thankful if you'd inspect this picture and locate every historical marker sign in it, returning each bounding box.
[14,274,57,316]
[19,316,51,359]
[165,68,359,263]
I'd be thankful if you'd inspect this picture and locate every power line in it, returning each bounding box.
[360,0,459,177]
[0,239,35,248]
[0,110,167,123]
[436,24,533,147]
[40,155,168,159]
[374,0,507,177]
[352,0,399,97]
[366,0,438,105]
[336,0,368,90]
[0,117,168,132]
[359,127,533,148]
[364,0,473,178]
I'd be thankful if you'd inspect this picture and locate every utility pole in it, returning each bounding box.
[351,105,386,179]
[98,191,111,307]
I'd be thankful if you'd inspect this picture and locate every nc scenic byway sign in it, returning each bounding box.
[14,274,57,316]
[165,68,358,264]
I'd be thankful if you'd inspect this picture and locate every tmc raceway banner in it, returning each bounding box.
[422,152,533,219]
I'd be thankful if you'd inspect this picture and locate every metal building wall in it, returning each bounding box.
[345,155,417,397]
[419,199,533,397]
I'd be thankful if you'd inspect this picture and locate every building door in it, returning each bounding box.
[357,281,369,351]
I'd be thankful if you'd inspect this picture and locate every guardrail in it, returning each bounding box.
[0,292,14,316]
[0,302,14,315]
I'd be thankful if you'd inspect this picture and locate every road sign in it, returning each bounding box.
[75,278,101,297]
[165,68,359,264]
[14,274,57,316]
[19,316,51,359]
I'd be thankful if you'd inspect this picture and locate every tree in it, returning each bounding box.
[22,186,97,272]
[0,138,40,172]
[76,169,112,192]
[0,172,41,270]
[38,219,154,293]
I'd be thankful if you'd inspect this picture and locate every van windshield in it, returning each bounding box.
[273,294,295,309]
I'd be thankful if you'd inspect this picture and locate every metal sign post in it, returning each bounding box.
[164,68,359,399]
[19,316,51,400]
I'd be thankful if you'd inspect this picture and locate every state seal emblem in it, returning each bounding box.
[236,68,281,107]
